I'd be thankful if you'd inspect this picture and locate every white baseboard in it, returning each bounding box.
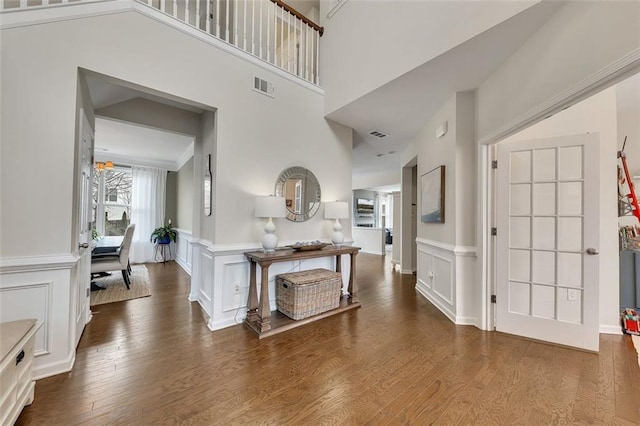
[599,324,623,335]
[174,256,192,276]
[33,352,75,380]
[416,281,456,323]
[455,316,479,327]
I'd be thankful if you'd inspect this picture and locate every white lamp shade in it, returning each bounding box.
[325,201,349,219]
[255,195,286,218]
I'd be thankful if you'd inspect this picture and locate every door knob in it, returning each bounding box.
[586,248,599,255]
[79,242,90,249]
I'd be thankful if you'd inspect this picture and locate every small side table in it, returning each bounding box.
[155,242,171,263]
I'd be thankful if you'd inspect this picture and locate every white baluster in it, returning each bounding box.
[315,30,319,84]
[185,0,190,25]
[287,12,292,72]
[258,0,263,59]
[251,0,255,55]
[280,6,284,68]
[310,28,315,83]
[205,0,210,33]
[216,0,220,38]
[225,0,230,42]
[297,18,301,76]
[266,0,271,63]
[305,25,309,82]
[172,0,177,17]
[242,0,247,50]
[233,0,238,46]
[19,0,27,6]
[195,0,200,30]
[160,0,165,13]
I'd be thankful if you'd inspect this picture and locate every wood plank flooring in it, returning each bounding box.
[17,255,640,425]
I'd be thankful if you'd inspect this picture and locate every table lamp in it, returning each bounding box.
[324,201,349,247]
[255,195,286,253]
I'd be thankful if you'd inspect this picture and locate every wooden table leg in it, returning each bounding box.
[257,261,272,332]
[335,254,343,296]
[348,252,358,303]
[246,261,258,322]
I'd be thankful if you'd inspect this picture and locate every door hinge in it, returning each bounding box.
[491,227,497,236]
[491,295,497,304]
[491,160,498,169]
[86,288,90,297]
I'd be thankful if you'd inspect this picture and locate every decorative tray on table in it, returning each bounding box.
[287,241,328,251]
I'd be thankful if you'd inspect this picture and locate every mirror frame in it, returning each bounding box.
[274,166,321,222]
[204,154,212,217]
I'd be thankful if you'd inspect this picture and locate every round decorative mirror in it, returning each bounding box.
[274,167,321,222]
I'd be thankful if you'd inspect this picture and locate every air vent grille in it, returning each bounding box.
[253,76,274,97]
[369,130,388,138]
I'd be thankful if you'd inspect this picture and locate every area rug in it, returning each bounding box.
[90,265,151,306]
[633,335,640,368]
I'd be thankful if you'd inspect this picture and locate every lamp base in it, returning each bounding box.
[331,218,345,247]
[331,232,344,247]
[262,218,278,253]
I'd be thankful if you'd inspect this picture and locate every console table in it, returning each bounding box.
[243,245,361,338]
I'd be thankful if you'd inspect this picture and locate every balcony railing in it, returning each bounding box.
[1,0,323,85]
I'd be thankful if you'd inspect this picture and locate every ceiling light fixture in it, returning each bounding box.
[95,161,115,172]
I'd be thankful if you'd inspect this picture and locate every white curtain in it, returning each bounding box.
[130,166,167,263]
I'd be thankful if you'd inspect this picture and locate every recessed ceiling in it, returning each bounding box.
[86,75,203,170]
[95,117,194,171]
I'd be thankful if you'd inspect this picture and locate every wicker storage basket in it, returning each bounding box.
[276,268,343,320]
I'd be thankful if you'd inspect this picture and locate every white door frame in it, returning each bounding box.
[478,55,640,331]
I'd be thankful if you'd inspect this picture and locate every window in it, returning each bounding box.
[92,166,132,236]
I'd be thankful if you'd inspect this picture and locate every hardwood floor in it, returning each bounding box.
[17,255,640,425]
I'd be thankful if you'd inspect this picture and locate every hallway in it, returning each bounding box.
[17,256,640,425]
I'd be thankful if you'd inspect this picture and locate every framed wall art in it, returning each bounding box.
[420,165,445,223]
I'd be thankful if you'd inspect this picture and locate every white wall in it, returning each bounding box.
[616,74,640,177]
[319,0,537,115]
[500,86,619,332]
[414,92,476,247]
[176,157,194,231]
[0,10,352,257]
[411,91,478,325]
[476,1,640,142]
[95,97,201,138]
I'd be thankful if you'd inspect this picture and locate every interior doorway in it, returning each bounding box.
[400,156,417,274]
[482,67,640,347]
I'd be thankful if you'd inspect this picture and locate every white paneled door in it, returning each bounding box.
[496,134,599,351]
[75,111,94,347]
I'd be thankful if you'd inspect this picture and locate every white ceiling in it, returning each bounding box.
[86,76,200,171]
[94,117,194,171]
[330,2,563,186]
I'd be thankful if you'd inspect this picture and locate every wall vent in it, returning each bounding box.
[368,130,388,139]
[253,76,274,98]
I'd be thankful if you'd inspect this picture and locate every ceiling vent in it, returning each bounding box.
[253,76,274,98]
[368,130,388,139]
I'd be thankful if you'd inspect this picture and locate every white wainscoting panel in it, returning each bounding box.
[200,245,339,331]
[199,249,214,317]
[0,259,80,379]
[415,238,477,327]
[175,229,193,275]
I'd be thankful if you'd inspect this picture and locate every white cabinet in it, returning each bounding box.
[0,319,41,426]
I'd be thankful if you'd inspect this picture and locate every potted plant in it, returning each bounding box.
[150,220,177,245]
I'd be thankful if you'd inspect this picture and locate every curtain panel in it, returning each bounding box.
[130,166,167,263]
